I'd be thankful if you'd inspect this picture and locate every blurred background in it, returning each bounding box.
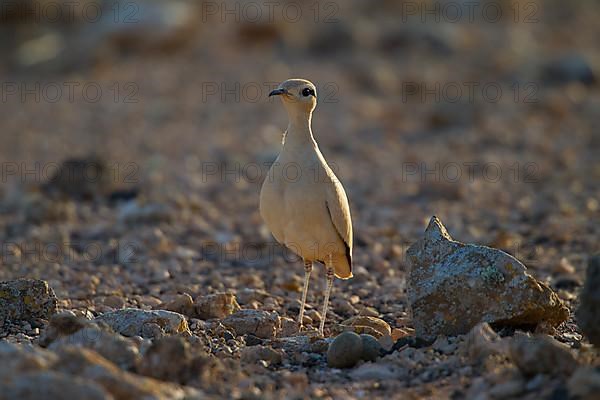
[1,2,599,397]
[0,0,598,319]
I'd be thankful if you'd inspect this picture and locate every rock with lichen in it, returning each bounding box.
[0,279,58,324]
[407,217,569,339]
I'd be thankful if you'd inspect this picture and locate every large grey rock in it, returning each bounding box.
[0,279,58,323]
[222,310,280,339]
[95,308,189,338]
[407,217,569,339]
[577,255,600,347]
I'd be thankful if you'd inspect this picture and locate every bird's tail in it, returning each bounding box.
[333,253,353,279]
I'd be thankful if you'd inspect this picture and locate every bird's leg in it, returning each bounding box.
[319,255,334,337]
[298,260,312,331]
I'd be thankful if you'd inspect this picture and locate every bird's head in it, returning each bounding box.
[269,79,317,117]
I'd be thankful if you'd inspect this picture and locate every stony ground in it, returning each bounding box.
[0,0,599,399]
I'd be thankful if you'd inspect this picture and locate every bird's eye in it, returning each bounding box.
[301,88,314,97]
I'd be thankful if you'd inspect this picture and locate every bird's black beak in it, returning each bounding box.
[269,88,287,97]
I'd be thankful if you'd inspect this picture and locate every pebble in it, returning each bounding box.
[341,316,392,338]
[94,308,189,338]
[240,345,283,365]
[222,310,280,339]
[509,333,578,376]
[194,293,241,320]
[489,379,524,399]
[327,331,363,369]
[360,334,382,361]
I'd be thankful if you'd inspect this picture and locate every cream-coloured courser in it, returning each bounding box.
[260,78,353,337]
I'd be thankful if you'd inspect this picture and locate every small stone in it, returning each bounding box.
[378,334,394,352]
[95,308,189,338]
[0,279,58,324]
[240,345,282,365]
[49,326,140,370]
[118,201,173,224]
[542,54,595,86]
[341,316,392,338]
[222,310,280,339]
[568,366,600,399]
[244,334,263,346]
[194,293,241,320]
[280,317,298,337]
[54,346,192,399]
[310,339,329,354]
[577,255,600,347]
[327,331,363,369]
[358,307,380,317]
[431,336,458,355]
[39,312,91,347]
[332,298,356,315]
[462,323,506,362]
[554,257,576,275]
[509,332,578,376]
[103,295,125,309]
[3,371,111,400]
[489,379,524,399]
[349,362,407,381]
[137,336,194,383]
[162,293,194,316]
[360,334,382,362]
[391,328,413,341]
[306,309,321,323]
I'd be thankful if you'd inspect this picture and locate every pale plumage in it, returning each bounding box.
[260,78,353,336]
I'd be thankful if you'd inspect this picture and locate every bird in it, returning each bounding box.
[260,78,353,337]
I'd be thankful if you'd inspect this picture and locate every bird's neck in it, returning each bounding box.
[284,111,316,150]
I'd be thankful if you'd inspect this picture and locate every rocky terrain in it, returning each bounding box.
[0,0,599,399]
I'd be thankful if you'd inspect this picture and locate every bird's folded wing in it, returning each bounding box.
[325,174,353,259]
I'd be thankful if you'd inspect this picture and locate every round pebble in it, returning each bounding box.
[360,334,382,362]
[327,331,363,369]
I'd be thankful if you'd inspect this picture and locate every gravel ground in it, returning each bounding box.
[0,0,599,399]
